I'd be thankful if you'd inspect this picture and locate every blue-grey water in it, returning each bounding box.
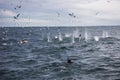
[0,26,120,80]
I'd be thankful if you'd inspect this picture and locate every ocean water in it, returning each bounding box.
[0,26,120,80]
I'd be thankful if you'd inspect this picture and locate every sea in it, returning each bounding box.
[0,26,120,80]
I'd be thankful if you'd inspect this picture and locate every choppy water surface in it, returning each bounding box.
[0,26,120,80]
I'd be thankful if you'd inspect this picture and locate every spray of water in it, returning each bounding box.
[74,28,79,38]
[47,33,51,42]
[72,31,75,43]
[102,31,109,38]
[58,32,63,41]
[85,28,88,42]
[94,36,99,41]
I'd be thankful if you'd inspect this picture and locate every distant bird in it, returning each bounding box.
[17,14,20,17]
[13,13,20,19]
[14,8,17,10]
[14,5,21,10]
[20,39,28,44]
[18,5,21,8]
[13,16,17,19]
[68,13,74,16]
[96,12,99,15]
[68,13,76,18]
[74,16,76,18]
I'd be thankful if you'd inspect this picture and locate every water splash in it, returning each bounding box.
[102,31,109,38]
[58,32,63,41]
[47,33,51,42]
[71,32,75,43]
[94,36,99,41]
[74,29,79,38]
[2,43,8,46]
[65,33,71,38]
[85,28,88,42]
[55,35,58,39]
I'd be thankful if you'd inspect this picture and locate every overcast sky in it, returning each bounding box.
[0,0,120,27]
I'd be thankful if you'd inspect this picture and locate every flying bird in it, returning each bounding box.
[96,12,100,15]
[14,5,22,10]
[18,5,21,8]
[17,14,20,17]
[13,16,17,19]
[68,13,76,18]
[13,13,20,19]
[68,13,74,16]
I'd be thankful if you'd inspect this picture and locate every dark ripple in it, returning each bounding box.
[21,59,38,66]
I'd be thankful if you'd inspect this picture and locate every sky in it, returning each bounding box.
[0,0,120,27]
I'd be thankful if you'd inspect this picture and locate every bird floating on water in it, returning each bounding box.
[67,59,73,64]
[20,39,28,44]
